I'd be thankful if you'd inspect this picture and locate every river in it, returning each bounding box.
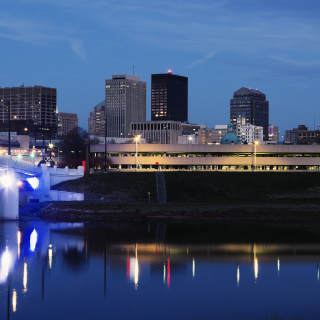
[0,221,319,320]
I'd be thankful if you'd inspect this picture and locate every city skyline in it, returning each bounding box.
[1,1,320,134]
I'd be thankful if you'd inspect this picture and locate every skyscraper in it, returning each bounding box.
[230,87,269,141]
[0,85,57,139]
[105,75,146,138]
[151,71,188,122]
[88,100,106,136]
[57,112,78,136]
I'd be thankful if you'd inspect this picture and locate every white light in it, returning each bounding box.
[12,290,17,312]
[27,177,39,189]
[17,231,21,260]
[192,258,195,278]
[0,175,12,187]
[237,265,240,287]
[254,258,258,281]
[0,247,12,283]
[48,248,53,270]
[30,229,38,252]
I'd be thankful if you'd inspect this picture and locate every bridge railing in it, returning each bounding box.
[47,166,84,176]
[0,155,42,175]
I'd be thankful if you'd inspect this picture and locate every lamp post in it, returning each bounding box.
[188,136,193,144]
[8,100,11,155]
[254,140,259,170]
[135,134,140,171]
[42,120,45,161]
[49,143,53,159]
[1,100,11,155]
[104,115,107,172]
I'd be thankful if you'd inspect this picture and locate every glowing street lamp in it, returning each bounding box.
[48,143,53,160]
[135,134,140,171]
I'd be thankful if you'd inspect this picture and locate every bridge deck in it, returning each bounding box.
[0,155,43,176]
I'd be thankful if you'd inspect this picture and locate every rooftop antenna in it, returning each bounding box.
[133,65,134,76]
[314,115,315,130]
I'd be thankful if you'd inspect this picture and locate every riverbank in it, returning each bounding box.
[51,171,320,203]
[19,199,320,223]
[17,171,320,223]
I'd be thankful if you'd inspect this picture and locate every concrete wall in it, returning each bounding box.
[49,190,84,201]
[48,166,84,187]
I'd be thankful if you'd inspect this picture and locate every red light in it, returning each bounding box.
[167,258,170,288]
[168,69,172,74]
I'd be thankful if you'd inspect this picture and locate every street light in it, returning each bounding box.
[188,136,193,144]
[254,140,259,170]
[135,134,140,171]
[1,99,11,155]
[48,143,53,159]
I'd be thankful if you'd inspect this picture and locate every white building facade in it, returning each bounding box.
[237,124,263,144]
[131,120,182,144]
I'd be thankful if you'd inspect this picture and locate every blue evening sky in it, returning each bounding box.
[1,0,320,136]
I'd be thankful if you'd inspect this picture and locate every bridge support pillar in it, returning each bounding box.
[0,168,18,219]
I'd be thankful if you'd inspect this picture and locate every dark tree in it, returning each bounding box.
[58,127,99,168]
[89,155,112,170]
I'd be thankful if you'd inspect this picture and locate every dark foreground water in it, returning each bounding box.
[1,221,320,320]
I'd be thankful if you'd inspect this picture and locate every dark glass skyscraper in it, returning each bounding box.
[230,87,269,141]
[151,72,188,122]
[0,85,57,139]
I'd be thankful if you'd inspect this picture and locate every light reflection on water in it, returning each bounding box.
[0,221,320,319]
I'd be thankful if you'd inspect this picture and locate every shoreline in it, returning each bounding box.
[17,200,320,223]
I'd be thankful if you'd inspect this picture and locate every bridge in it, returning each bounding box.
[0,155,84,220]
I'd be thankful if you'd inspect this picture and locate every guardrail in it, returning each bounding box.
[0,155,42,175]
[47,166,84,176]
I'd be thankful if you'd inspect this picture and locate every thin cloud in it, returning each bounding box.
[0,13,88,61]
[70,39,87,61]
[187,52,218,69]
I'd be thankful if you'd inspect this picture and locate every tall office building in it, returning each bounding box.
[57,112,78,136]
[0,85,57,139]
[105,75,146,138]
[151,71,188,122]
[88,100,106,136]
[230,87,269,141]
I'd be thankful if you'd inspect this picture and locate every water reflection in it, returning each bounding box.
[29,229,37,252]
[0,221,320,320]
[237,263,240,287]
[12,289,16,313]
[22,262,27,293]
[192,257,195,278]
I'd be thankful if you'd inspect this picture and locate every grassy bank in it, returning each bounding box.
[51,171,320,203]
